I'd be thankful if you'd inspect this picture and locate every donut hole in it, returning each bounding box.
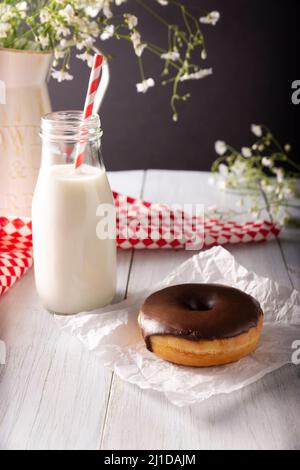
[185,297,212,312]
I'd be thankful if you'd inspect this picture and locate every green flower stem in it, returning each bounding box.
[258,126,299,171]
[135,0,170,28]
[138,56,145,81]
[162,77,176,85]
[211,126,299,225]
[262,125,284,153]
[171,72,184,121]
[285,158,300,172]
[145,45,181,71]
[145,42,167,54]
[181,5,192,36]
[170,0,200,30]
[168,24,172,50]
[170,0,206,52]
[270,152,300,172]
[1,0,211,119]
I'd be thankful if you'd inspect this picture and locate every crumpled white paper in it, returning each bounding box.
[55,246,300,407]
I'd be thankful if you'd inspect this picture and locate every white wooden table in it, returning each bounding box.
[0,170,299,450]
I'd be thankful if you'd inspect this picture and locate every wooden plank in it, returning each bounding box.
[277,229,300,290]
[101,170,300,450]
[0,170,144,450]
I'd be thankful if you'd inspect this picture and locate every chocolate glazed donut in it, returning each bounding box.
[138,284,264,367]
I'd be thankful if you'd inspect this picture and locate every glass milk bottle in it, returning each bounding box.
[32,111,116,314]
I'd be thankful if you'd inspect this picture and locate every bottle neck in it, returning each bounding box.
[41,110,102,143]
[40,111,103,169]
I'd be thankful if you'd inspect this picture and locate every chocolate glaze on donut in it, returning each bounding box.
[139,284,263,351]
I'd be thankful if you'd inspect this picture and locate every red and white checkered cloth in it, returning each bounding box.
[0,217,33,296]
[0,192,281,297]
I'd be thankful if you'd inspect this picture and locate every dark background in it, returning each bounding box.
[49,0,299,171]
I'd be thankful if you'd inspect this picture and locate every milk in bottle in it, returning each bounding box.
[32,111,116,314]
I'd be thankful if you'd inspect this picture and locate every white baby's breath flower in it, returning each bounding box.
[201,49,207,60]
[262,157,273,168]
[261,181,274,194]
[0,0,216,123]
[40,8,50,24]
[284,144,291,153]
[16,2,27,11]
[199,11,220,26]
[212,128,297,226]
[131,31,147,56]
[85,5,101,18]
[161,50,180,61]
[0,4,14,22]
[86,20,99,38]
[241,147,252,158]
[277,191,284,201]
[273,168,285,183]
[215,140,227,156]
[51,70,73,82]
[136,78,155,94]
[232,160,247,176]
[124,14,138,30]
[76,36,95,50]
[38,35,50,48]
[218,163,229,177]
[251,124,263,137]
[59,37,76,49]
[0,23,10,39]
[102,0,113,18]
[60,4,74,22]
[180,68,213,81]
[100,24,115,40]
[56,26,71,37]
[54,49,65,60]
[16,1,27,17]
[76,51,94,67]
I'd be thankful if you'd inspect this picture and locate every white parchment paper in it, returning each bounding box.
[55,246,300,407]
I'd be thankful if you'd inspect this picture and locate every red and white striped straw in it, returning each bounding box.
[74,53,104,169]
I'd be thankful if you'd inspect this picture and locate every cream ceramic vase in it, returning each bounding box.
[0,49,52,217]
[0,49,110,217]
